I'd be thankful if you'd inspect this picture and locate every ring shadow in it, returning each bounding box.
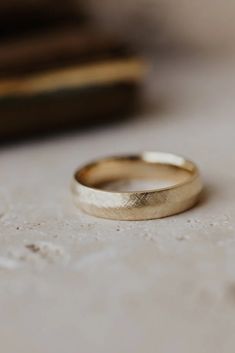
[181,181,215,217]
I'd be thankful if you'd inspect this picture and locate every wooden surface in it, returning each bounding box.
[0,55,234,353]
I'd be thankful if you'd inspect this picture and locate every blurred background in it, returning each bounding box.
[1,0,234,141]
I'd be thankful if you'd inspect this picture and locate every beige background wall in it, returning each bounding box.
[84,0,235,52]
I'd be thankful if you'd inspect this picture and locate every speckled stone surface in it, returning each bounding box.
[0,56,235,353]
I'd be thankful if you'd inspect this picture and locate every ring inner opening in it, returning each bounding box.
[77,157,195,192]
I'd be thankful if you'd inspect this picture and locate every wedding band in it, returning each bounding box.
[72,152,203,220]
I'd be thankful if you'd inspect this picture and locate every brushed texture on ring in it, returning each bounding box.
[71,152,203,220]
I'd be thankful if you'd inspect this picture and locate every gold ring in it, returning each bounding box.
[71,152,203,220]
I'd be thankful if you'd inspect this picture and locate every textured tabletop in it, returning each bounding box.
[0,56,235,353]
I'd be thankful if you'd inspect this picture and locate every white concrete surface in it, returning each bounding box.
[0,56,235,353]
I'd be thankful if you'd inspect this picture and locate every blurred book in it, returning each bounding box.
[0,0,85,38]
[0,1,144,141]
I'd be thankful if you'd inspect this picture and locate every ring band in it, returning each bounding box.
[71,152,203,220]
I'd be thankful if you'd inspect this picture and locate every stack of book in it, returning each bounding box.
[0,1,144,140]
